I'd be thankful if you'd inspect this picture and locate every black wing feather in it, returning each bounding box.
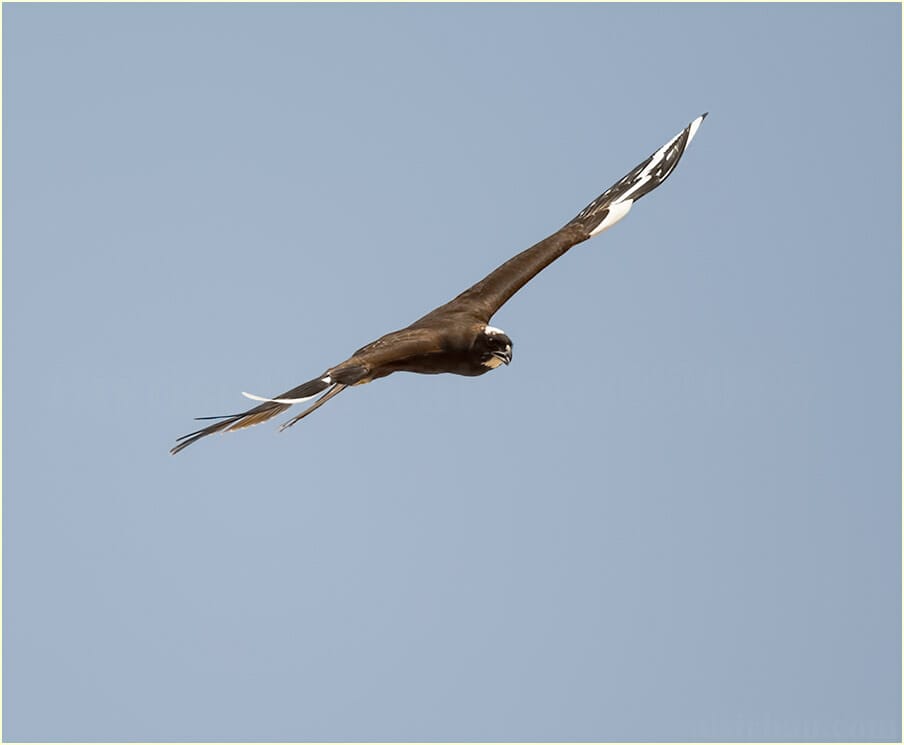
[426,113,706,323]
[170,375,333,454]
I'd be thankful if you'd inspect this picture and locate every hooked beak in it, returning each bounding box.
[492,345,512,366]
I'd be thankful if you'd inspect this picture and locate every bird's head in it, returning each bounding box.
[477,325,513,369]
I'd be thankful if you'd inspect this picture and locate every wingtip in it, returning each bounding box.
[686,113,707,145]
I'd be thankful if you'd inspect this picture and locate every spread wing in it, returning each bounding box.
[424,113,706,324]
[170,327,449,455]
[171,114,705,454]
[170,375,341,454]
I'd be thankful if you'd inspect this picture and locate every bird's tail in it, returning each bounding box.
[571,113,707,237]
[170,374,342,455]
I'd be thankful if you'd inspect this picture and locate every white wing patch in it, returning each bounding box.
[686,113,705,145]
[240,375,332,404]
[580,113,704,239]
[587,115,702,237]
[589,199,634,236]
[241,391,321,404]
[626,114,704,197]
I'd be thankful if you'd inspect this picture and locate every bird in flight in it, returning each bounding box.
[172,113,706,454]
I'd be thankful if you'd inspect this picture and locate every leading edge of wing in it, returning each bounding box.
[423,113,707,323]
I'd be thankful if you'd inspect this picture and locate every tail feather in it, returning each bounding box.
[170,374,335,455]
[279,384,347,431]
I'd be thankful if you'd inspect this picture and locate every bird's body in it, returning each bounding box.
[172,114,706,454]
[347,319,499,381]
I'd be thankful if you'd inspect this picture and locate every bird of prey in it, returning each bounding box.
[171,113,706,454]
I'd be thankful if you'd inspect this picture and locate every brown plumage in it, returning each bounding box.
[172,114,706,454]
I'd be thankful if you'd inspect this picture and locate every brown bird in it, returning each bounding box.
[172,113,706,454]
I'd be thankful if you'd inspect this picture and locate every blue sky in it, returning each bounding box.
[3,3,901,741]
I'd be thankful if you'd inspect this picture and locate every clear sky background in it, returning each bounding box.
[3,3,900,742]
